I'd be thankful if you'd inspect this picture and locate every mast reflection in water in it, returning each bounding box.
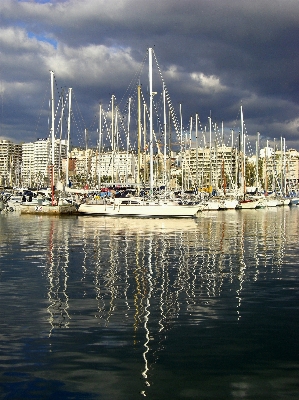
[0,208,298,399]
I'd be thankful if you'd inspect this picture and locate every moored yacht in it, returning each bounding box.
[219,197,239,210]
[78,197,201,218]
[237,197,261,209]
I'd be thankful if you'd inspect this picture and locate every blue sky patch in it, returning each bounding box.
[28,32,57,49]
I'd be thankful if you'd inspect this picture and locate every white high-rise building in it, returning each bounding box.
[21,142,35,187]
[21,138,67,188]
[0,139,22,187]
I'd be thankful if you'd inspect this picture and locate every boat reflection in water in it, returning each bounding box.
[38,207,297,398]
[1,207,298,398]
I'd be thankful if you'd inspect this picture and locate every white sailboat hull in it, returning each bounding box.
[201,200,220,211]
[78,201,200,218]
[264,198,278,207]
[238,199,260,209]
[219,199,239,210]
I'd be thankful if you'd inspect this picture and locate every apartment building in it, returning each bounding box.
[0,140,22,187]
[21,138,67,187]
[247,147,299,192]
[1,137,299,192]
[182,145,239,189]
[273,148,299,190]
[69,148,136,186]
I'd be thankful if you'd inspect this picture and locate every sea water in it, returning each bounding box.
[0,207,298,399]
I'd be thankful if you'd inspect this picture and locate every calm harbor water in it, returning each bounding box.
[0,207,299,399]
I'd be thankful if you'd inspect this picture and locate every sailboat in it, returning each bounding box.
[21,71,76,215]
[236,106,261,210]
[78,196,200,217]
[78,48,201,218]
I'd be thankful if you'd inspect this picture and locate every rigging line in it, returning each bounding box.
[88,113,98,132]
[35,77,51,138]
[231,107,241,133]
[113,104,127,152]
[152,50,181,139]
[72,89,87,130]
[70,109,85,148]
[54,92,69,140]
[102,103,114,151]
[118,52,148,109]
[140,89,164,153]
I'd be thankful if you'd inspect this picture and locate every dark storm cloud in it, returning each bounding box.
[0,0,298,150]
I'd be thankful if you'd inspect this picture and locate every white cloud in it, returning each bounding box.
[46,43,138,89]
[190,72,226,94]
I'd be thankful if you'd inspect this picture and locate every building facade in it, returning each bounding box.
[0,140,22,187]
[182,145,239,190]
[21,138,67,188]
[1,137,299,192]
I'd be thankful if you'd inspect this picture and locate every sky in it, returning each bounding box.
[0,0,299,153]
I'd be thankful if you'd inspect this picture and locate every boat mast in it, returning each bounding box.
[143,103,147,186]
[280,136,283,195]
[240,105,246,196]
[50,70,55,205]
[111,95,115,185]
[188,116,192,190]
[195,113,198,189]
[50,71,55,167]
[265,139,269,193]
[98,103,102,189]
[126,97,131,184]
[163,83,167,190]
[273,138,276,192]
[209,114,212,191]
[180,103,184,193]
[149,47,154,195]
[283,137,286,195]
[58,89,64,181]
[85,128,88,186]
[137,84,141,192]
[255,131,259,189]
[66,87,72,188]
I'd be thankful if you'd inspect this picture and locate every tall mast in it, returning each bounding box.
[283,137,286,194]
[163,83,167,190]
[209,114,212,189]
[126,97,131,183]
[195,113,198,188]
[255,131,259,188]
[280,136,283,195]
[189,116,192,190]
[111,95,114,184]
[273,138,276,192]
[137,85,141,191]
[58,90,64,181]
[180,103,184,193]
[85,128,88,185]
[50,70,55,205]
[143,103,147,186]
[240,105,246,195]
[149,47,154,195]
[265,139,269,193]
[98,103,102,189]
[66,87,72,187]
[50,70,55,167]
